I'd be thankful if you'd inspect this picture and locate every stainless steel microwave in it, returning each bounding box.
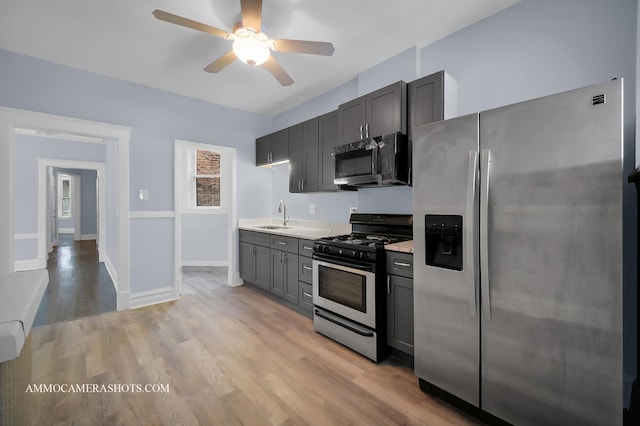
[333,132,408,187]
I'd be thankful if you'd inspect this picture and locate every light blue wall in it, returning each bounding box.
[80,169,98,236]
[181,214,228,263]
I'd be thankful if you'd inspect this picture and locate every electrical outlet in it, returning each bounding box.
[309,204,316,215]
[349,207,357,214]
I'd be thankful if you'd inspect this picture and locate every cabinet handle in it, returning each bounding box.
[365,123,369,138]
[393,261,412,268]
[387,275,391,294]
[359,125,364,140]
[303,265,312,271]
[301,180,304,191]
[303,292,312,298]
[302,246,313,251]
[277,241,287,246]
[298,180,301,191]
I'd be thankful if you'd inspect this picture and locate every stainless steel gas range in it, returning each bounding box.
[312,213,412,362]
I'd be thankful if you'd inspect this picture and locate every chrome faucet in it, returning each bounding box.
[277,200,289,226]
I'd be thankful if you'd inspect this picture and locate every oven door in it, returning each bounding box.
[312,258,376,329]
[333,140,380,186]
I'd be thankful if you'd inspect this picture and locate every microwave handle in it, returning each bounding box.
[359,125,364,140]
[371,144,378,175]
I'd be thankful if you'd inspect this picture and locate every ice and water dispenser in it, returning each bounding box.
[424,215,463,271]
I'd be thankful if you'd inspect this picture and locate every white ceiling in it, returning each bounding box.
[0,0,518,116]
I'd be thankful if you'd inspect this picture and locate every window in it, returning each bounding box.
[194,149,221,207]
[58,174,72,217]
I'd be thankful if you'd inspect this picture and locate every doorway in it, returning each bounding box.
[174,139,240,296]
[0,106,132,310]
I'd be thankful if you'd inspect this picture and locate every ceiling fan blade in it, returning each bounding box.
[272,39,335,56]
[240,0,262,31]
[261,56,294,86]
[204,50,237,73]
[152,10,230,39]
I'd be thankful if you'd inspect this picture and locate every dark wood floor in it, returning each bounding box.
[33,234,117,327]
[27,266,483,425]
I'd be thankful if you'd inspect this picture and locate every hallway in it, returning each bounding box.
[33,234,117,327]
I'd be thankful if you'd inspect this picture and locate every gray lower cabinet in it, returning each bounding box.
[239,231,271,291]
[241,230,312,317]
[297,238,314,317]
[271,250,298,302]
[386,251,414,355]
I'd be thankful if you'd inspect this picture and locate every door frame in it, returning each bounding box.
[174,139,240,296]
[0,106,132,310]
[39,159,106,265]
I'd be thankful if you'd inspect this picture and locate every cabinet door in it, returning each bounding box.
[408,71,444,185]
[288,123,304,193]
[317,110,339,191]
[272,128,289,163]
[387,274,414,355]
[367,81,406,138]
[270,250,285,297]
[283,253,299,304]
[408,71,444,129]
[253,245,271,291]
[302,117,319,192]
[256,134,273,166]
[338,96,366,144]
[239,242,255,282]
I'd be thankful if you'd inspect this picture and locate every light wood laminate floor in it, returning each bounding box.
[28,267,482,425]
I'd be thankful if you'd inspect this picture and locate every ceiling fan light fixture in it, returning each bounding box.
[232,29,270,66]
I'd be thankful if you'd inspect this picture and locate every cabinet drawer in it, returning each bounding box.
[386,252,413,278]
[299,256,313,284]
[298,239,315,257]
[298,282,314,317]
[270,235,298,254]
[239,230,270,247]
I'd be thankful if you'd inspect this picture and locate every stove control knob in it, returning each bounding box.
[323,245,331,254]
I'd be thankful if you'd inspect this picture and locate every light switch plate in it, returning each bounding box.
[138,189,148,200]
[309,204,316,215]
[349,207,357,214]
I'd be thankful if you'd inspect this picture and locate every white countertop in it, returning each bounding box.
[0,269,49,363]
[385,240,414,253]
[239,218,350,240]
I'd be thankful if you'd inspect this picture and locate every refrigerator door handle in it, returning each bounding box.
[480,148,492,322]
[466,150,479,318]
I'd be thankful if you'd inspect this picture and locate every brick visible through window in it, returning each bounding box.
[195,150,221,207]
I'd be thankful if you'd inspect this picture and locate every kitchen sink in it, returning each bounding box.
[255,225,292,230]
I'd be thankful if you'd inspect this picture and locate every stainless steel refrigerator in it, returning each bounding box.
[412,79,623,425]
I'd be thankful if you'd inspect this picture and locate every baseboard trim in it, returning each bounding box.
[14,234,38,240]
[57,228,74,234]
[181,260,229,267]
[13,259,39,272]
[130,286,178,309]
[80,234,97,241]
[103,254,119,292]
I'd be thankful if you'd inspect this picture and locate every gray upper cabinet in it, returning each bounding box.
[289,118,319,193]
[338,81,407,144]
[338,97,366,144]
[255,133,273,166]
[407,71,457,185]
[318,110,339,191]
[255,128,289,166]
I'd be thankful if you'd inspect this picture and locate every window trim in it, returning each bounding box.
[192,149,222,209]
[57,173,72,218]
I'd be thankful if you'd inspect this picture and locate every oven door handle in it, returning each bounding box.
[314,309,374,337]
[312,255,374,272]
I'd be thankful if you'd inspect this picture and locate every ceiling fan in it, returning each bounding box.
[152,0,335,86]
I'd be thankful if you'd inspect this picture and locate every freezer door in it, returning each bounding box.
[412,113,480,406]
[480,80,623,425]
